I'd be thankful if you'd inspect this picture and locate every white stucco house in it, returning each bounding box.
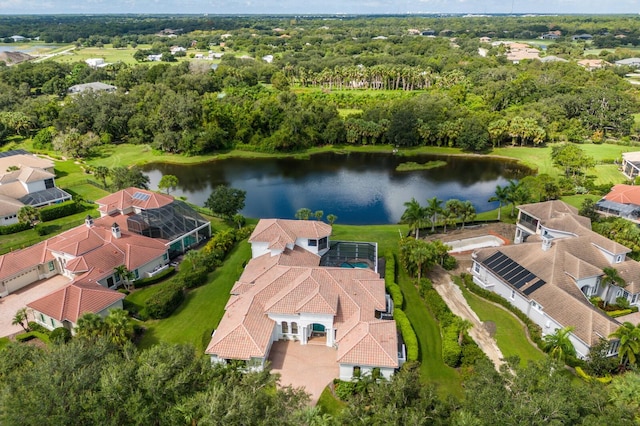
[0,150,71,226]
[206,219,403,381]
[472,200,639,359]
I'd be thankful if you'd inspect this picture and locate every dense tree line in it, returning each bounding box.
[1,338,636,425]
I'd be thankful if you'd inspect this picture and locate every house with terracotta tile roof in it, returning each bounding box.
[206,219,403,381]
[596,184,640,223]
[0,151,71,226]
[27,281,125,332]
[472,200,640,359]
[96,187,211,257]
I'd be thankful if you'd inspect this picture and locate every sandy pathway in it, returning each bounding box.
[430,267,506,371]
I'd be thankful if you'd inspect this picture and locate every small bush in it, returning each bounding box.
[133,266,175,288]
[615,297,630,310]
[144,280,185,319]
[38,200,80,222]
[117,288,130,295]
[334,380,358,401]
[442,255,458,271]
[460,339,488,366]
[27,322,49,334]
[34,223,58,236]
[50,327,71,344]
[0,222,31,235]
[180,266,209,289]
[16,331,50,344]
[607,309,633,318]
[395,309,418,361]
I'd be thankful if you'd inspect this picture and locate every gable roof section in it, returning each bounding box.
[249,219,331,250]
[337,321,398,368]
[27,281,124,323]
[96,187,173,215]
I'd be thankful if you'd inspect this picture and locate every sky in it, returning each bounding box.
[0,0,638,15]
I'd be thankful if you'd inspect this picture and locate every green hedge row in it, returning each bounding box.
[458,273,543,349]
[39,200,80,222]
[144,281,185,319]
[384,251,403,308]
[442,326,462,367]
[0,222,30,235]
[15,331,50,344]
[394,308,418,361]
[607,309,633,318]
[133,267,176,289]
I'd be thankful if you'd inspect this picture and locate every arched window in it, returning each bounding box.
[291,322,298,334]
[281,321,288,334]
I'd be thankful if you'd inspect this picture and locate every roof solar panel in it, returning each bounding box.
[132,191,151,201]
[523,279,546,295]
[481,251,543,292]
[0,149,28,158]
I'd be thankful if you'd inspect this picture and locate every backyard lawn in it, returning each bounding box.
[136,241,251,352]
[457,282,545,367]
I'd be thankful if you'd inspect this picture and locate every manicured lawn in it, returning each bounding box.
[0,206,100,255]
[560,194,598,210]
[63,183,109,202]
[457,284,545,367]
[316,387,346,415]
[137,241,251,352]
[52,44,153,65]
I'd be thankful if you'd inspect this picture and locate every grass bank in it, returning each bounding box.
[456,281,545,367]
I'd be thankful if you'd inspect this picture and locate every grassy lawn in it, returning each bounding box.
[52,44,151,65]
[457,283,545,367]
[137,241,251,352]
[316,387,346,415]
[0,205,100,255]
[0,337,10,351]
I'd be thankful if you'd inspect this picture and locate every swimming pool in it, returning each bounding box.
[340,262,370,269]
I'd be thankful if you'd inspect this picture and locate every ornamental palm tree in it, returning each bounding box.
[114,265,135,291]
[401,198,427,238]
[104,309,134,346]
[600,267,626,306]
[11,307,29,332]
[459,201,476,229]
[75,312,105,340]
[489,184,509,221]
[543,326,576,362]
[425,196,443,233]
[609,322,640,368]
[18,205,39,226]
[408,241,435,282]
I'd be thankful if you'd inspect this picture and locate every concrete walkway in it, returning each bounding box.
[268,340,339,405]
[0,275,71,337]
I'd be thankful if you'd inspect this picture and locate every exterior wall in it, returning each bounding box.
[473,262,592,359]
[0,267,40,297]
[33,310,65,331]
[0,214,19,226]
[294,236,330,256]
[23,179,46,194]
[268,312,335,346]
[339,364,394,381]
[576,276,599,298]
[251,241,271,258]
[135,253,169,280]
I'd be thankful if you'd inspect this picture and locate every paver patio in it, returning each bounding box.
[268,340,339,405]
[0,275,72,337]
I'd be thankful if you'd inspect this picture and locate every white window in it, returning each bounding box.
[510,290,515,300]
[616,255,623,263]
[291,322,298,334]
[531,301,542,311]
[281,322,288,334]
[473,262,480,273]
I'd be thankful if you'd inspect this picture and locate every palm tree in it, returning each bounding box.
[401,198,427,238]
[232,213,245,229]
[295,208,312,220]
[12,307,29,332]
[459,201,476,229]
[326,214,338,225]
[75,312,105,340]
[600,267,626,306]
[93,165,110,188]
[408,241,435,281]
[114,265,135,291]
[18,205,39,226]
[314,210,324,221]
[542,326,576,362]
[609,322,640,368]
[425,197,443,233]
[104,309,134,346]
[489,184,509,221]
[456,318,473,346]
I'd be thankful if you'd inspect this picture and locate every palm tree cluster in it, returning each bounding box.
[401,196,476,238]
[609,322,640,369]
[75,309,134,346]
[488,179,530,219]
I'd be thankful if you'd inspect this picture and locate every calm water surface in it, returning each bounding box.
[143,152,531,225]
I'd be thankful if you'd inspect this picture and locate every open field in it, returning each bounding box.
[52,44,152,65]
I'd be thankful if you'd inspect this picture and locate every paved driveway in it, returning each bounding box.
[0,275,72,337]
[268,340,339,405]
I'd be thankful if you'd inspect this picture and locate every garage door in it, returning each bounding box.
[6,268,39,294]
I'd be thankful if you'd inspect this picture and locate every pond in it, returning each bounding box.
[142,152,532,225]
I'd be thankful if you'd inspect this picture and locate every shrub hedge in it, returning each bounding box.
[384,252,403,308]
[607,309,633,318]
[38,200,80,222]
[0,222,30,235]
[133,267,176,289]
[394,308,418,361]
[180,266,209,289]
[442,326,462,367]
[144,280,185,319]
[50,327,71,344]
[458,273,543,349]
[15,331,50,344]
